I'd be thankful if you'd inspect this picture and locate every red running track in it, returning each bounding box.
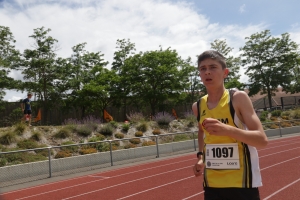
[1,135,300,200]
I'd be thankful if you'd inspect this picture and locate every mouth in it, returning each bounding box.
[206,78,212,82]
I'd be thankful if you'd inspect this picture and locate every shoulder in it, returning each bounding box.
[232,90,250,102]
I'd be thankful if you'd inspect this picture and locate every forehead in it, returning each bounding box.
[198,58,221,68]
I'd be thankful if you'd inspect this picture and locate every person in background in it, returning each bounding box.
[192,50,268,200]
[21,93,32,126]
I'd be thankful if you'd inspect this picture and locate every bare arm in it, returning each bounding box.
[192,102,205,177]
[202,91,268,148]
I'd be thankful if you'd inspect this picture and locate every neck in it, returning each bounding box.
[207,87,226,103]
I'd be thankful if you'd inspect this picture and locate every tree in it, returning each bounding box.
[210,39,244,89]
[63,43,109,118]
[111,39,136,120]
[240,30,299,110]
[19,27,59,120]
[124,47,194,115]
[0,26,20,109]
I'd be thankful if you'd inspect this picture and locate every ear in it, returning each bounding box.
[224,68,229,78]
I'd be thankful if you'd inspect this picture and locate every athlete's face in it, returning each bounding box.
[198,58,229,88]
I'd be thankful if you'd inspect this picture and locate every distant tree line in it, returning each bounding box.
[1,26,300,122]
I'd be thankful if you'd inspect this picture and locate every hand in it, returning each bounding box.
[202,118,230,136]
[193,159,204,177]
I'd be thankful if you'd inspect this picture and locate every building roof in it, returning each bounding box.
[245,87,300,110]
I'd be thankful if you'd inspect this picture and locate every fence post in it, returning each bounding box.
[279,121,282,137]
[109,140,113,166]
[155,135,159,158]
[192,131,197,151]
[48,147,52,178]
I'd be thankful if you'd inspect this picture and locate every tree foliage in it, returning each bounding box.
[240,30,299,109]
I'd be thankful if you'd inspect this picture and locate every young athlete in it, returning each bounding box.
[192,50,268,200]
[21,93,33,126]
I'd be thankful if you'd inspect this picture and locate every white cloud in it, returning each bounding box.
[1,0,268,100]
[239,4,246,13]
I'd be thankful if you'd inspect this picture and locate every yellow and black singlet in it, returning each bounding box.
[197,89,262,188]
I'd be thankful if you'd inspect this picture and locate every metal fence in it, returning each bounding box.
[1,122,300,189]
[0,131,198,188]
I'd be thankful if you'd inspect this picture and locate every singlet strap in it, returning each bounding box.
[229,89,238,127]
[197,98,201,122]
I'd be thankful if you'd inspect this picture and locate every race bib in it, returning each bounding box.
[205,143,240,169]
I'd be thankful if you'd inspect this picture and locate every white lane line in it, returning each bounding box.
[15,160,193,200]
[263,177,300,200]
[182,191,205,200]
[259,141,300,151]
[62,166,191,200]
[259,146,300,158]
[260,156,300,171]
[3,155,194,195]
[116,176,195,200]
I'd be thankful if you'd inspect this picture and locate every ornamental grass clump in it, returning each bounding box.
[126,111,146,123]
[184,111,197,127]
[135,131,143,137]
[77,124,93,137]
[152,129,161,135]
[99,124,114,136]
[0,131,17,145]
[153,112,175,126]
[54,127,71,139]
[30,131,42,141]
[14,122,27,135]
[129,138,141,144]
[142,141,156,146]
[115,132,124,139]
[136,122,148,132]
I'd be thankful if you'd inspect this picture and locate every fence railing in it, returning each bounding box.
[1,121,300,188]
[0,131,198,188]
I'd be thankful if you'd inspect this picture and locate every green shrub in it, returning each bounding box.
[30,131,42,141]
[54,128,71,139]
[88,135,104,143]
[122,123,130,132]
[77,125,93,137]
[17,139,39,149]
[271,110,282,117]
[99,124,114,136]
[136,122,148,132]
[14,123,27,135]
[152,129,161,135]
[291,110,300,119]
[96,142,110,152]
[115,132,124,139]
[129,138,141,144]
[55,150,72,159]
[109,121,118,128]
[0,158,7,167]
[112,140,120,147]
[135,131,143,137]
[0,132,17,145]
[61,141,78,153]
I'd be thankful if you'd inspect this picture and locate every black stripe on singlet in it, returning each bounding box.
[242,143,253,188]
[229,89,238,127]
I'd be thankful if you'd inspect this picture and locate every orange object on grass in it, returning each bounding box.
[104,109,113,122]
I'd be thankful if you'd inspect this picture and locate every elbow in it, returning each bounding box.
[257,137,268,149]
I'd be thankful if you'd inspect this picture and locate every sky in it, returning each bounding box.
[1,0,300,101]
